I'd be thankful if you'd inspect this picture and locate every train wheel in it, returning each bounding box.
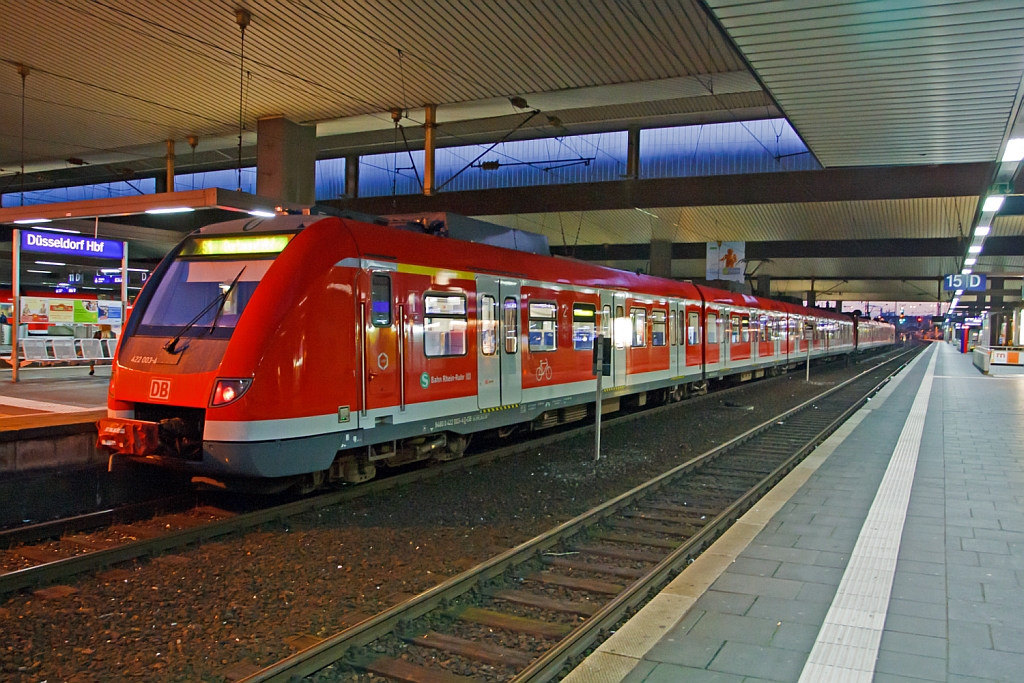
[297,468,326,495]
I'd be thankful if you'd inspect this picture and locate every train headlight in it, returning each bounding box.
[210,379,252,407]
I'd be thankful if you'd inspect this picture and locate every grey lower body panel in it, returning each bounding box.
[200,433,341,478]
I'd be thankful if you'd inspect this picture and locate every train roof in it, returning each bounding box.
[193,215,857,323]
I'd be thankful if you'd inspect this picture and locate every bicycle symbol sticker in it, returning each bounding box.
[535,359,553,382]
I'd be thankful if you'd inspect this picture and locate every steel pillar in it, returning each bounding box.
[345,154,360,198]
[423,104,437,196]
[165,139,175,193]
[626,127,640,180]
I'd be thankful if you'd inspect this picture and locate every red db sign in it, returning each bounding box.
[149,378,171,401]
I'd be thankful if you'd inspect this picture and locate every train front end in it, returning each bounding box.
[98,215,351,487]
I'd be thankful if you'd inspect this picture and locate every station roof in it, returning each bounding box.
[1,1,1023,309]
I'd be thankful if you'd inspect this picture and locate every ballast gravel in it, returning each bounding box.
[0,355,900,682]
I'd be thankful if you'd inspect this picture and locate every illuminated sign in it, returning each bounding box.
[93,274,123,284]
[20,230,124,260]
[187,234,293,256]
[944,273,986,292]
[54,287,77,294]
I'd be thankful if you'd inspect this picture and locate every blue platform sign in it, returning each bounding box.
[944,273,986,292]
[20,230,123,260]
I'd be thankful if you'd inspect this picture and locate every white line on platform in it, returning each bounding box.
[0,395,99,413]
[798,344,939,683]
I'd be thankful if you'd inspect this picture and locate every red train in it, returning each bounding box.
[98,215,894,490]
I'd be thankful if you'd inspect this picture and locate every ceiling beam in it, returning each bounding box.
[327,163,993,216]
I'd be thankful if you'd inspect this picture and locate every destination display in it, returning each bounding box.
[20,230,124,260]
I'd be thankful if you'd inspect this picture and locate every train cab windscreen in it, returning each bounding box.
[134,233,292,339]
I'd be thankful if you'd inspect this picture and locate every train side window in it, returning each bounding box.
[370,273,392,327]
[630,308,647,347]
[528,302,558,352]
[479,295,498,356]
[687,312,699,345]
[503,298,518,354]
[707,313,718,343]
[669,310,676,346]
[615,306,626,348]
[572,303,596,351]
[652,310,667,346]
[730,314,741,343]
[741,315,750,343]
[601,305,611,338]
[424,293,468,357]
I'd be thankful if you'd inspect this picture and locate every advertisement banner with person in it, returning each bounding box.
[73,299,100,324]
[21,297,49,323]
[47,299,75,323]
[98,301,123,333]
[706,241,746,283]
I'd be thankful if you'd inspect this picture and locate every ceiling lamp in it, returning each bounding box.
[983,195,1004,212]
[1003,138,1024,163]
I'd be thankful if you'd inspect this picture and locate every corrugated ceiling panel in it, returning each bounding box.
[0,0,747,168]
[704,1,1024,167]
[992,214,1024,237]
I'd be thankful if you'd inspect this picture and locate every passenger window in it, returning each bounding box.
[615,306,626,348]
[528,302,557,352]
[669,310,676,346]
[707,314,718,343]
[370,273,392,327]
[503,298,518,354]
[731,315,741,343]
[424,293,468,357]
[652,310,667,346]
[479,295,497,356]
[572,304,596,351]
[601,305,611,338]
[687,312,699,345]
[630,308,647,347]
[741,315,750,343]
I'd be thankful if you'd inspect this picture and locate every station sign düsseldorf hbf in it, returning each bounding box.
[943,273,986,292]
[20,229,124,260]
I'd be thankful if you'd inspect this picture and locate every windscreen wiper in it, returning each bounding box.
[163,268,245,354]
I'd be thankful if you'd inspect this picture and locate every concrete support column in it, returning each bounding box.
[990,277,1004,308]
[806,290,816,307]
[345,154,359,199]
[256,116,317,205]
[755,274,771,297]
[165,139,175,193]
[626,127,640,180]
[423,104,437,196]
[649,239,672,278]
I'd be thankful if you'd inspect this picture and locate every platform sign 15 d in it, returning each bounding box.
[20,230,124,260]
[944,273,986,292]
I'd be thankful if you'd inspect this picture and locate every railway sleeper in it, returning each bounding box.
[446,605,573,639]
[609,519,696,537]
[540,555,648,579]
[402,630,535,669]
[524,571,624,595]
[354,655,472,683]
[488,589,599,616]
[571,544,666,564]
[591,532,681,550]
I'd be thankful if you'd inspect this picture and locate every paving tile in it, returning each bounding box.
[707,641,806,682]
[962,538,1011,555]
[879,630,948,659]
[888,598,948,621]
[691,590,756,617]
[741,545,820,566]
[744,596,830,626]
[947,549,982,566]
[874,649,947,682]
[949,619,993,650]
[767,621,818,654]
[641,663,745,683]
[949,646,1024,681]
[990,624,1024,654]
[883,614,948,639]
[981,583,1024,606]
[686,612,782,648]
[811,550,849,569]
[948,563,1020,585]
[709,573,804,601]
[793,581,837,604]
[726,557,781,578]
[946,581,985,602]
[949,598,1024,628]
[946,675,1002,683]
[618,659,658,683]
[896,560,945,577]
[645,635,724,669]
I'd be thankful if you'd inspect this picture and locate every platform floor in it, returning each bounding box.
[570,342,1024,683]
[0,366,108,431]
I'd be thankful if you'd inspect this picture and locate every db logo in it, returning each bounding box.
[149,378,171,401]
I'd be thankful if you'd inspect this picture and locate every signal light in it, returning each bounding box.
[211,378,252,407]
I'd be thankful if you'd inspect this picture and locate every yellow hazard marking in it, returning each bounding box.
[480,404,520,413]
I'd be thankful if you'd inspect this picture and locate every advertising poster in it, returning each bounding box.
[706,241,746,283]
[21,297,49,323]
[98,301,123,333]
[48,300,75,324]
[73,299,100,324]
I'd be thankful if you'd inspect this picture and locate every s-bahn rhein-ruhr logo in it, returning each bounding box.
[149,378,171,401]
[420,372,430,389]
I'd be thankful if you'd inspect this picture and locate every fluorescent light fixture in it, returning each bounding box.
[1003,138,1024,163]
[145,207,196,214]
[100,268,120,274]
[983,195,1004,212]
[965,258,977,266]
[969,245,983,253]
[13,218,52,224]
[34,226,82,234]
[126,268,148,273]
[247,209,276,218]
[975,225,991,236]
[82,286,98,290]
[35,260,65,266]
[26,269,51,274]
[955,289,964,295]
[962,268,973,275]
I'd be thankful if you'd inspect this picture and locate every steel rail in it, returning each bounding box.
[0,351,873,597]
[238,346,920,683]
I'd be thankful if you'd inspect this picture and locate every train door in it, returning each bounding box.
[363,270,400,412]
[669,301,680,377]
[705,307,721,368]
[500,281,523,406]
[476,277,501,409]
[613,292,628,388]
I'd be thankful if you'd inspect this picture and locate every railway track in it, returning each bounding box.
[233,345,921,683]
[0,348,906,600]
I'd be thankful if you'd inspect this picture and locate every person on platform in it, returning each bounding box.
[89,325,115,376]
